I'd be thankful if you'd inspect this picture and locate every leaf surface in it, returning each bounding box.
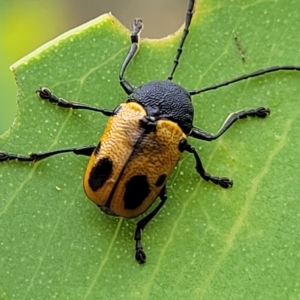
[1,1,300,299]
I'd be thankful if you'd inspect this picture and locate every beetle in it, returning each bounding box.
[1,0,300,264]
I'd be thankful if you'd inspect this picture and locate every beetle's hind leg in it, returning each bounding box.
[37,87,114,116]
[0,145,95,162]
[134,186,167,264]
[185,144,233,188]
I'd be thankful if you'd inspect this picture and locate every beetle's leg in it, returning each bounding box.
[168,0,195,81]
[190,107,270,141]
[134,185,167,264]
[119,18,143,95]
[36,88,114,116]
[0,145,95,162]
[185,144,232,188]
[187,107,270,187]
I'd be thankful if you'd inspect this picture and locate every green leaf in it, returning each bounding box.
[1,0,300,299]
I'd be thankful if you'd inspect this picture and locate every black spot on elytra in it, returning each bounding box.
[124,175,150,210]
[178,138,187,152]
[155,174,167,187]
[88,157,113,191]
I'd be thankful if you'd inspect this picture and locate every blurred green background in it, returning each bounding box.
[0,0,186,134]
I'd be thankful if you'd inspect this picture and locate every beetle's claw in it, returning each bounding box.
[0,152,9,161]
[135,247,146,264]
[255,107,271,118]
[209,176,233,188]
[36,87,51,100]
[219,177,233,189]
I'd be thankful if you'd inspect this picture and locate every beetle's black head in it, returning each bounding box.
[126,80,194,134]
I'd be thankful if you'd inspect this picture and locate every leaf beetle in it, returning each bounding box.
[1,0,300,264]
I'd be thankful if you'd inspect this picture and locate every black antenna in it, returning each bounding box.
[189,66,300,95]
[168,0,195,81]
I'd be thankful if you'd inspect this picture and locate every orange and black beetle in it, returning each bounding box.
[1,0,300,263]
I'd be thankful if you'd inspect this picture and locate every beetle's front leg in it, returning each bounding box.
[37,87,114,116]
